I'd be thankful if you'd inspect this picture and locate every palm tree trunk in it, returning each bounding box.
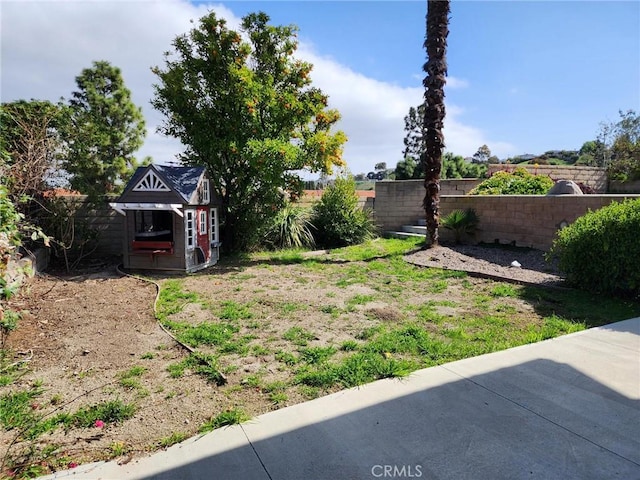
[422,0,450,247]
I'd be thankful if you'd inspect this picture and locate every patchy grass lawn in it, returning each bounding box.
[2,236,639,478]
[158,237,636,398]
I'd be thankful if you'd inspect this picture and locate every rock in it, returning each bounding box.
[511,260,522,268]
[547,180,583,195]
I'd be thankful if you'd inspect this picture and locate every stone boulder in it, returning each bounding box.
[547,180,583,195]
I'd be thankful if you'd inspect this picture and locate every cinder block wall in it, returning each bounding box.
[375,181,639,250]
[440,179,482,195]
[609,180,640,193]
[375,180,424,229]
[487,165,608,192]
[438,195,639,250]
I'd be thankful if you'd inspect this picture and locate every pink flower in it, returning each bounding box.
[68,462,79,469]
[94,420,105,428]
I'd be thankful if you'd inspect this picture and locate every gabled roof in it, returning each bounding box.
[125,164,206,203]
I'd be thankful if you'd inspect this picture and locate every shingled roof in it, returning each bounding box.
[125,164,206,203]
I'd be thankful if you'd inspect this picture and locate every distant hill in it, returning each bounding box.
[507,150,579,165]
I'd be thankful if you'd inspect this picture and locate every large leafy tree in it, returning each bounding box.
[421,0,450,247]
[151,12,347,251]
[64,61,147,199]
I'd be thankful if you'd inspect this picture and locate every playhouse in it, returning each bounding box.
[110,164,221,272]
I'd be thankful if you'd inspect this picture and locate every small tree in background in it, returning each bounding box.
[64,60,147,200]
[0,101,57,254]
[606,110,640,181]
[472,144,491,163]
[0,100,67,201]
[578,110,639,177]
[403,104,426,164]
[576,140,602,166]
[395,157,418,180]
[440,153,487,179]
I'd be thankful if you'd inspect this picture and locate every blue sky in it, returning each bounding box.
[2,1,638,176]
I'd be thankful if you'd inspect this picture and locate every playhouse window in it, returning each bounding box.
[134,210,173,241]
[199,210,207,235]
[210,208,219,244]
[202,180,210,203]
[185,210,195,249]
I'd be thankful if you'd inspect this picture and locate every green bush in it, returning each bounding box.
[262,203,315,250]
[549,198,640,297]
[0,184,22,249]
[441,209,479,244]
[311,177,377,248]
[469,167,554,195]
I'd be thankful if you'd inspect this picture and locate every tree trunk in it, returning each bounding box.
[421,0,450,248]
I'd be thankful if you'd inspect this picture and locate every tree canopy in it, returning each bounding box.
[63,60,147,199]
[152,11,347,251]
[606,110,640,181]
[472,144,491,163]
[395,153,485,180]
[400,103,487,182]
[577,110,639,181]
[0,100,66,200]
[402,104,425,162]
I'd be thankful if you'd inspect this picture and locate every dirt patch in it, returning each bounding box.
[405,243,564,287]
[1,244,566,474]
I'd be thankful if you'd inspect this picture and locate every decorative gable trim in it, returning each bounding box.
[133,170,170,192]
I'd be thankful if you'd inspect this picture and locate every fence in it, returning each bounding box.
[58,180,640,257]
[487,164,608,193]
[375,180,639,250]
[56,195,124,257]
[609,180,640,193]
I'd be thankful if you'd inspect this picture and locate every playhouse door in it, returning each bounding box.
[196,207,210,262]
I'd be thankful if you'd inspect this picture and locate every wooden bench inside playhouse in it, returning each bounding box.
[131,240,174,255]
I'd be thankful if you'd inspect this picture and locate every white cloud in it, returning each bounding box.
[301,45,513,172]
[1,0,513,179]
[444,106,516,159]
[446,76,470,90]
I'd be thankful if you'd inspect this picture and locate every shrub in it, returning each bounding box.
[1,186,24,305]
[549,198,640,297]
[262,203,315,250]
[311,176,377,248]
[441,209,479,244]
[0,185,22,249]
[469,167,554,195]
[0,309,20,347]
